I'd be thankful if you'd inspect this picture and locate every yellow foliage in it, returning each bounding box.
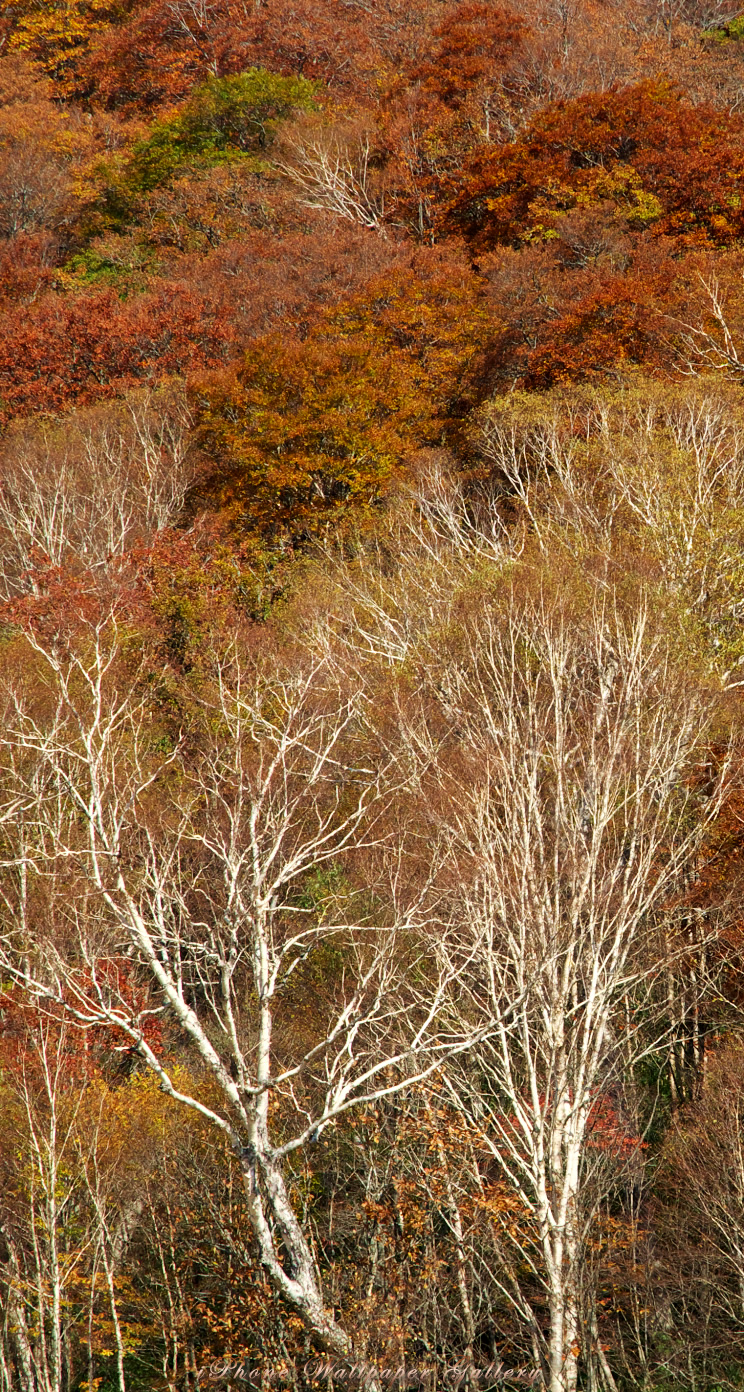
[2,0,129,93]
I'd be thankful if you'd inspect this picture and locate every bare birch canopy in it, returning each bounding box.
[322,512,726,1391]
[401,597,717,1392]
[0,485,727,1373]
[0,612,474,1352]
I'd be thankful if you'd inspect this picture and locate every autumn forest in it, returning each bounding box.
[7,2,744,1391]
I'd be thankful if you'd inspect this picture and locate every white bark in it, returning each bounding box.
[396,597,725,1392]
[0,388,193,595]
[0,1023,91,1392]
[277,132,388,232]
[0,617,472,1354]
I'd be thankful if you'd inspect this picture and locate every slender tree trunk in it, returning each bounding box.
[242,1147,351,1355]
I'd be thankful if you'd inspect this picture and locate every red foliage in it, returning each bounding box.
[0,281,238,419]
[472,237,679,390]
[410,2,527,111]
[587,1093,646,1159]
[0,232,58,307]
[0,970,163,1081]
[444,81,744,252]
[82,0,449,112]
[173,217,409,339]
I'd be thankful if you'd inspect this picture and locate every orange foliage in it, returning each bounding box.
[0,0,131,94]
[444,81,744,252]
[192,249,489,540]
[80,0,451,112]
[0,281,237,419]
[411,3,526,113]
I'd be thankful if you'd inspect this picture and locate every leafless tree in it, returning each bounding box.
[391,594,726,1392]
[166,0,220,75]
[478,388,744,677]
[0,614,476,1355]
[673,273,744,381]
[0,1022,92,1392]
[314,465,729,1386]
[277,128,389,233]
[0,388,194,595]
[0,143,73,239]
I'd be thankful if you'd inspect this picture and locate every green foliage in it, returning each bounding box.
[61,241,156,292]
[707,14,744,41]
[181,68,319,150]
[127,68,319,194]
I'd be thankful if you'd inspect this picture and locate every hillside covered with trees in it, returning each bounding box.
[7,3,744,1392]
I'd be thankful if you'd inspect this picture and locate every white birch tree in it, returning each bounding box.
[0,388,194,596]
[390,595,725,1392]
[0,611,470,1356]
[0,1021,94,1392]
